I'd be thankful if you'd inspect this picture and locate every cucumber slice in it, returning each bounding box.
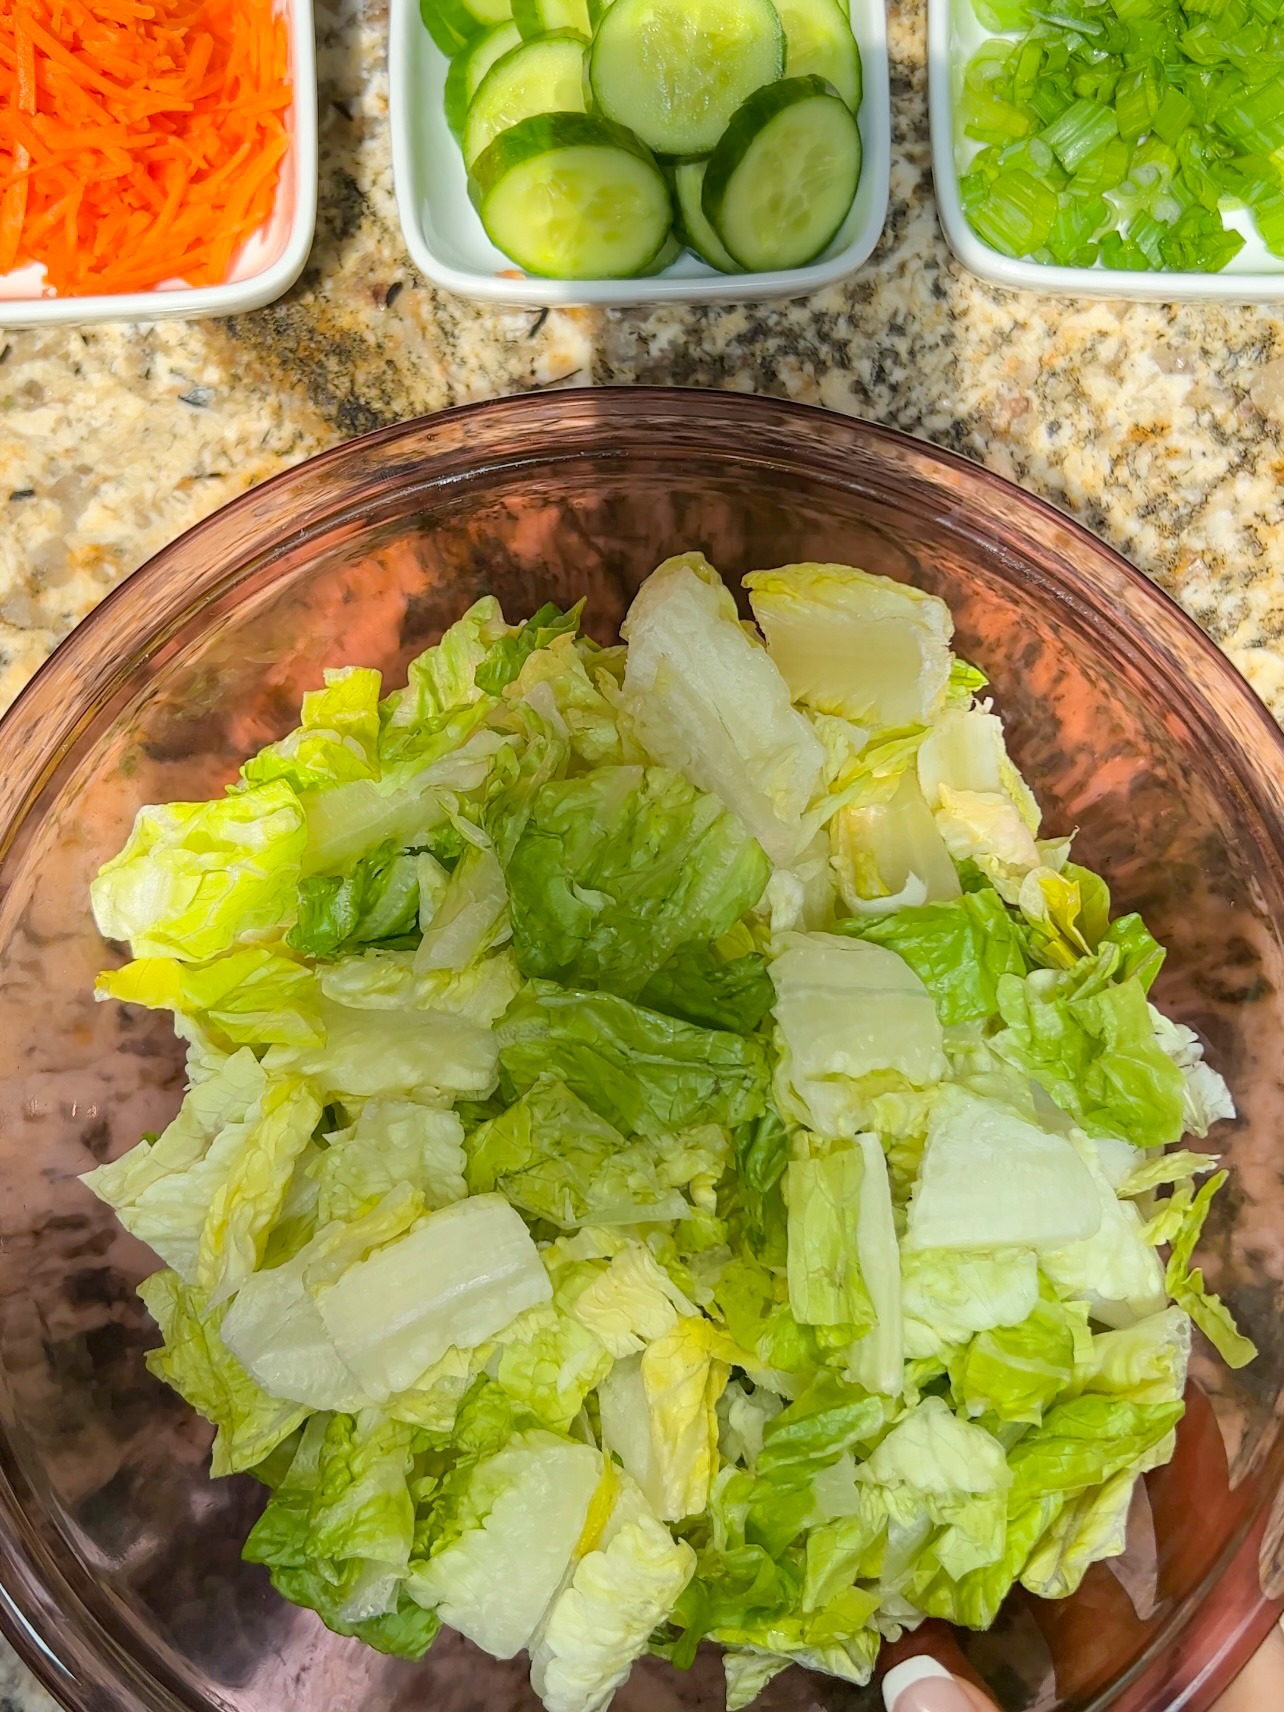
[471,112,673,277]
[513,0,591,38]
[463,31,589,169]
[436,0,515,36]
[673,160,741,271]
[776,0,860,110]
[703,74,861,270]
[586,0,614,23]
[639,230,682,274]
[589,0,785,157]
[421,0,470,57]
[446,21,522,138]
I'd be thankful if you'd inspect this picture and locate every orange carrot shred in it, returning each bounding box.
[0,0,292,295]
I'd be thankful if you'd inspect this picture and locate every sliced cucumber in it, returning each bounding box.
[462,30,589,169]
[639,230,682,274]
[471,112,673,277]
[776,0,860,110]
[673,160,741,271]
[420,0,470,57]
[513,0,591,37]
[589,0,784,157]
[436,0,515,36]
[445,21,522,138]
[586,0,614,22]
[703,74,861,270]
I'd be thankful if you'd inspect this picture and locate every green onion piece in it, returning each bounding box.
[1128,206,1169,261]
[1214,76,1284,152]
[1159,203,1247,265]
[965,37,1020,95]
[1029,72,1076,122]
[968,167,1060,253]
[961,87,1034,144]
[1042,96,1121,168]
[1152,84,1195,141]
[973,0,1036,27]
[1098,229,1152,264]
[1114,63,1161,139]
[1255,189,1284,253]
[1072,132,1132,187]
[1047,188,1110,257]
[1180,20,1233,60]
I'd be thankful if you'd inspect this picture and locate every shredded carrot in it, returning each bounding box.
[0,0,291,296]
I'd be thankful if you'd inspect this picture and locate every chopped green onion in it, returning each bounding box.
[1152,84,1195,140]
[1159,202,1247,263]
[1043,96,1121,167]
[1213,76,1284,152]
[1098,229,1152,263]
[1128,205,1170,259]
[968,167,1059,253]
[961,88,1035,144]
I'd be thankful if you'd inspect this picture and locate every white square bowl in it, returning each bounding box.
[0,0,317,329]
[388,0,890,306]
[928,0,1284,301]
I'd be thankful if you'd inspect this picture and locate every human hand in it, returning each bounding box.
[881,1624,1284,1712]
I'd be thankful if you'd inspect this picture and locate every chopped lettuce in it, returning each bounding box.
[744,562,953,729]
[621,553,825,866]
[84,558,1253,1712]
[506,764,769,997]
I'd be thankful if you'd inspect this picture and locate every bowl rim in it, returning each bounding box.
[1,388,1283,1712]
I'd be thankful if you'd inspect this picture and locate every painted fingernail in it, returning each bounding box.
[882,1656,976,1712]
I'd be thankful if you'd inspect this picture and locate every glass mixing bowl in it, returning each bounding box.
[0,390,1282,1712]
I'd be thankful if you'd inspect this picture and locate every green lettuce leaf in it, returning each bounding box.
[1039,1135,1167,1328]
[838,890,1028,1025]
[1163,1170,1257,1368]
[992,965,1185,1148]
[407,1430,604,1659]
[728,1105,790,1270]
[904,1085,1102,1255]
[138,1269,307,1476]
[496,981,768,1137]
[770,932,946,1136]
[381,597,511,730]
[414,843,509,973]
[475,599,585,696]
[830,770,961,916]
[317,1100,468,1223]
[745,1374,887,1556]
[744,561,953,729]
[530,1501,695,1712]
[90,779,307,961]
[901,1248,1040,1361]
[786,1148,875,1332]
[949,1293,1083,1426]
[465,1078,692,1229]
[495,1302,613,1432]
[288,840,422,959]
[620,553,825,867]
[639,941,775,1034]
[96,947,322,1049]
[242,666,382,793]
[1007,1394,1185,1506]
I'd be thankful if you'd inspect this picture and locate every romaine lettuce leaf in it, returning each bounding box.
[475,600,584,697]
[495,1302,613,1432]
[317,1100,468,1222]
[838,890,1028,1025]
[529,1506,695,1712]
[770,933,946,1135]
[905,1086,1102,1254]
[96,947,322,1048]
[381,597,511,730]
[497,981,768,1137]
[786,1148,875,1332]
[465,1079,692,1229]
[242,667,382,793]
[571,1244,695,1357]
[266,997,498,1104]
[288,841,422,959]
[1039,1135,1166,1329]
[992,965,1185,1149]
[414,843,510,973]
[640,1316,738,1520]
[138,1269,307,1476]
[620,553,825,866]
[901,1248,1039,1361]
[506,764,769,998]
[845,1134,903,1398]
[1163,1170,1257,1368]
[830,771,961,917]
[639,941,775,1034]
[407,1430,603,1658]
[949,1293,1083,1425]
[91,780,307,961]
[744,562,953,729]
[313,1192,553,1400]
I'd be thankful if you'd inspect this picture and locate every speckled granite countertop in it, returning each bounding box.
[1,0,1283,1701]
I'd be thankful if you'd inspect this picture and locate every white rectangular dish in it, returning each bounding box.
[388,0,890,307]
[0,0,317,329]
[928,0,1284,301]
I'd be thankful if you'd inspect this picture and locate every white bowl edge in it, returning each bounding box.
[0,0,318,329]
[388,0,892,308]
[927,0,1284,303]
